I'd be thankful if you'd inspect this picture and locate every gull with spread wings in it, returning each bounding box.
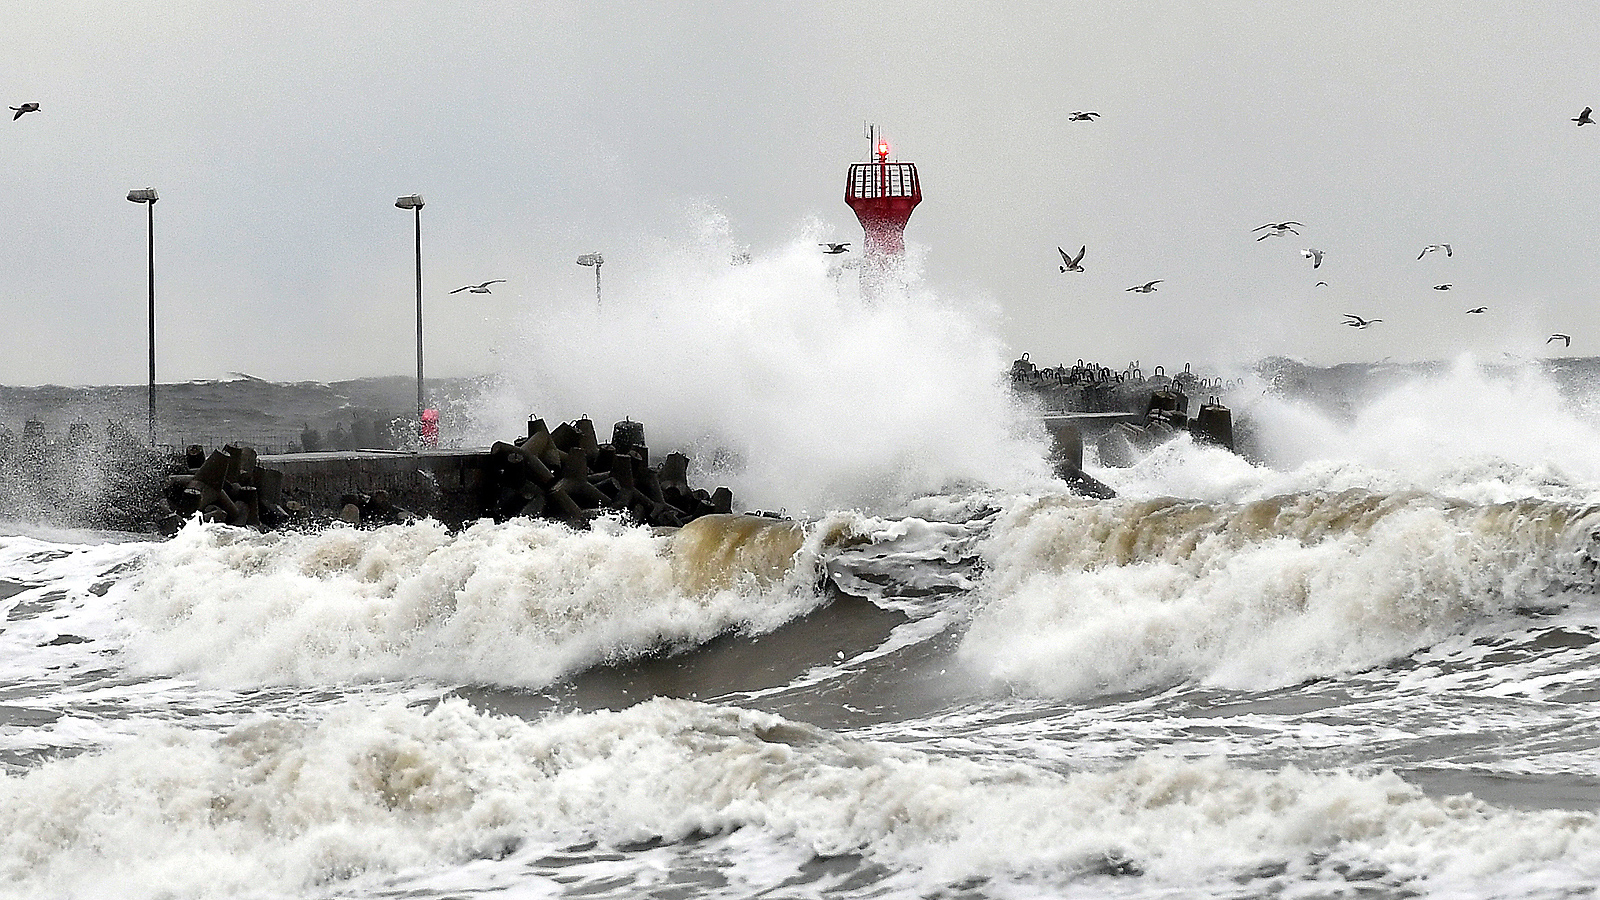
[1253,221,1303,240]
[1058,246,1086,273]
[450,280,506,294]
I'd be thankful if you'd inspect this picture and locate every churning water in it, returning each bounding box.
[4,238,1600,898]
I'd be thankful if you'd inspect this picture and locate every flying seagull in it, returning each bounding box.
[9,102,38,120]
[1301,248,1324,268]
[1315,281,1329,287]
[819,242,850,254]
[1125,280,1162,293]
[1418,243,1452,259]
[1068,111,1100,121]
[1343,314,1382,329]
[1466,307,1488,314]
[449,280,506,294]
[1575,107,1594,126]
[1058,245,1086,272]
[1549,333,1571,346]
[1433,284,1452,290]
[1253,221,1302,240]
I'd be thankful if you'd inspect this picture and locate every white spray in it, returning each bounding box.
[471,217,1054,516]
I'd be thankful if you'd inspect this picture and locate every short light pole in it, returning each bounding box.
[395,194,426,436]
[127,188,158,445]
[576,252,603,308]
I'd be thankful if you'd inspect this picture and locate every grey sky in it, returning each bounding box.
[4,2,1599,386]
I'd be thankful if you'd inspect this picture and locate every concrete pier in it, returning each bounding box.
[208,415,736,531]
[258,448,497,527]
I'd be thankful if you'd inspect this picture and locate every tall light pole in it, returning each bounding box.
[576,252,603,308]
[127,188,158,445]
[395,194,425,435]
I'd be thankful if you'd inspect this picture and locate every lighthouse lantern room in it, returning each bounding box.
[844,129,921,262]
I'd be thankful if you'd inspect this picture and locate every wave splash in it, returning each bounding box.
[2,698,1597,899]
[470,221,1054,516]
[1236,355,1600,504]
[121,516,835,690]
[962,488,1600,697]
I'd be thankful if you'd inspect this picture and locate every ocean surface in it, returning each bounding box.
[5,254,1600,898]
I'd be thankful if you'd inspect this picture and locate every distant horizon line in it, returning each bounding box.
[0,351,1589,391]
[0,372,505,391]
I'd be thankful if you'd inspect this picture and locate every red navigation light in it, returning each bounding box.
[876,139,889,159]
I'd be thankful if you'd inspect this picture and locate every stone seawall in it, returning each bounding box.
[158,416,737,533]
[259,449,492,528]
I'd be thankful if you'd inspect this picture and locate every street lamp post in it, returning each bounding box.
[127,188,158,445]
[395,194,425,438]
[576,253,603,308]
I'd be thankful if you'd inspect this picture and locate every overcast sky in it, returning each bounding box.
[5,2,1599,387]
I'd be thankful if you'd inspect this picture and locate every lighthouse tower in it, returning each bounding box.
[845,131,921,283]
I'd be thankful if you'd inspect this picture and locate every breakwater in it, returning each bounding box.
[154,416,733,534]
[0,359,1239,533]
[1011,355,1236,411]
[0,414,736,535]
[0,420,169,531]
[1013,355,1238,492]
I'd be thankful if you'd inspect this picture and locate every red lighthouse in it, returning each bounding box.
[845,133,921,266]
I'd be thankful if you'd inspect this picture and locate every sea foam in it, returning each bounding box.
[0,698,1596,899]
[1077,355,1600,511]
[960,489,1600,697]
[119,516,834,690]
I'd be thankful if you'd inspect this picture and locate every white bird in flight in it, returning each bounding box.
[819,242,851,254]
[1125,280,1162,293]
[1301,248,1324,268]
[9,102,38,120]
[450,280,506,294]
[1575,107,1594,126]
[1433,284,1452,290]
[1058,246,1086,272]
[1068,111,1100,121]
[1549,333,1572,346]
[1343,314,1382,329]
[1418,243,1452,259]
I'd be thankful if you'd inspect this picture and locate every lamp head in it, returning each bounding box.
[395,194,424,210]
[576,253,603,267]
[126,188,158,204]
